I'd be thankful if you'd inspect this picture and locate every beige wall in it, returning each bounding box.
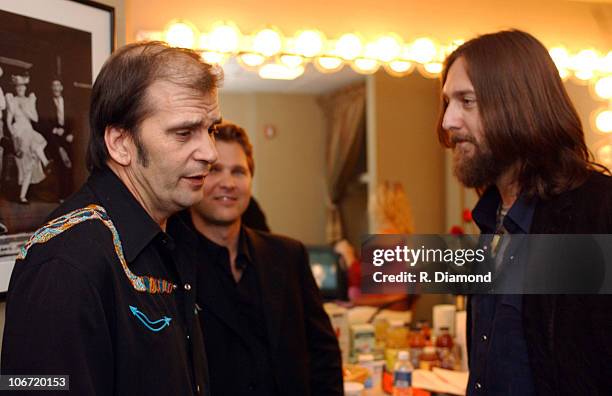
[125,0,611,52]
[369,71,446,233]
[219,92,328,245]
[97,0,126,47]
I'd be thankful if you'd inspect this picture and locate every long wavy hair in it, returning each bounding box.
[375,181,415,234]
[437,29,608,200]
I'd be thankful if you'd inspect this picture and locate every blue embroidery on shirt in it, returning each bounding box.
[129,305,172,332]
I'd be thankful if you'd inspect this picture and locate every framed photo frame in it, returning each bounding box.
[0,0,115,294]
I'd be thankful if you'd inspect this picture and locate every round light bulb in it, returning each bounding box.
[239,53,266,67]
[280,54,304,68]
[201,51,227,65]
[410,38,437,64]
[294,30,325,58]
[258,64,304,80]
[373,35,402,62]
[208,23,241,53]
[595,109,612,133]
[602,51,612,73]
[594,76,612,100]
[252,28,283,57]
[424,62,443,75]
[558,68,570,81]
[597,145,612,167]
[385,60,414,77]
[352,58,379,74]
[389,60,413,73]
[574,69,594,81]
[549,46,570,69]
[335,33,363,60]
[572,49,599,79]
[165,21,198,49]
[446,39,465,55]
[315,56,344,72]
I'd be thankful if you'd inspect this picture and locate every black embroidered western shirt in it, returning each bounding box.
[1,167,209,395]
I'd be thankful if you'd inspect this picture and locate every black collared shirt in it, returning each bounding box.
[467,186,536,395]
[471,187,535,235]
[182,214,278,396]
[1,167,209,395]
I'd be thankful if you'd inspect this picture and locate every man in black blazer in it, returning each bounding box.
[181,122,343,395]
[38,78,74,200]
[438,30,612,394]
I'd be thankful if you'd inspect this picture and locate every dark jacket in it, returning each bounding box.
[468,171,612,395]
[241,197,270,232]
[194,226,344,396]
[523,171,612,395]
[37,94,73,152]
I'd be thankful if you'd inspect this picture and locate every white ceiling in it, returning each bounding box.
[219,57,365,94]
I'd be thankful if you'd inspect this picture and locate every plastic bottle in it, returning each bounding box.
[435,327,455,370]
[385,320,409,369]
[392,350,413,396]
[419,346,440,370]
[374,318,389,360]
[358,353,385,395]
[409,325,425,369]
[383,320,409,394]
[435,327,454,349]
[419,320,432,342]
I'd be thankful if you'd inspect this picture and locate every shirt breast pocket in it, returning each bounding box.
[125,304,179,353]
[128,304,173,333]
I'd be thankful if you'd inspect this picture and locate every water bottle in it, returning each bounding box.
[392,350,413,396]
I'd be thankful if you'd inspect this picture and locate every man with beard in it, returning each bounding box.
[438,30,612,394]
[175,122,343,396]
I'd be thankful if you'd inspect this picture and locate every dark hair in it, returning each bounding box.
[87,41,223,170]
[437,29,606,200]
[214,122,255,176]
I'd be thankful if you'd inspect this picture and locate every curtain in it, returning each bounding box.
[318,83,366,243]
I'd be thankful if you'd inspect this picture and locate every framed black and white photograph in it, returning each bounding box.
[0,0,115,293]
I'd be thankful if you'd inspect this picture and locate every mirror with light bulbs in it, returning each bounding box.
[135,21,612,247]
